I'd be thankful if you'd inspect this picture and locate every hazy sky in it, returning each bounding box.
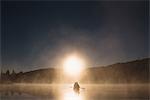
[1,1,149,72]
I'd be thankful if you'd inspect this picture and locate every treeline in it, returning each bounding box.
[82,58,149,83]
[0,58,149,84]
[0,69,56,83]
[0,70,23,83]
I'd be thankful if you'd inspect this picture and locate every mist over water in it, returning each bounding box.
[0,84,149,100]
[1,1,148,100]
[0,59,149,100]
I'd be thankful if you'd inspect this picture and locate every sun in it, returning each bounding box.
[63,55,85,77]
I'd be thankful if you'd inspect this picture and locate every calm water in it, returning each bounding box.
[0,84,149,100]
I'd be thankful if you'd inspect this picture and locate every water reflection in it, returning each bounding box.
[60,84,84,100]
[63,91,83,100]
[0,84,149,100]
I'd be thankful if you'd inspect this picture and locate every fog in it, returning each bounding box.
[0,83,149,100]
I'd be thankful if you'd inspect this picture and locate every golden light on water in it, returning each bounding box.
[63,91,83,100]
[63,54,85,77]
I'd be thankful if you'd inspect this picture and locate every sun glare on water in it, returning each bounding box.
[63,91,83,100]
[63,55,85,77]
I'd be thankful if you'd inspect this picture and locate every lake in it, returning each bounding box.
[0,84,149,100]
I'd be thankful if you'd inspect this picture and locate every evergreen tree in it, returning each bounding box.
[6,70,10,76]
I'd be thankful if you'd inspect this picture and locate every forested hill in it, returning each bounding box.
[84,58,149,83]
[1,58,149,83]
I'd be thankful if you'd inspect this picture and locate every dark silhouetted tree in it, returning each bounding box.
[12,70,16,75]
[6,70,10,76]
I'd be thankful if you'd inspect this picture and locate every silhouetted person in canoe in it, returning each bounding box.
[73,82,80,94]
